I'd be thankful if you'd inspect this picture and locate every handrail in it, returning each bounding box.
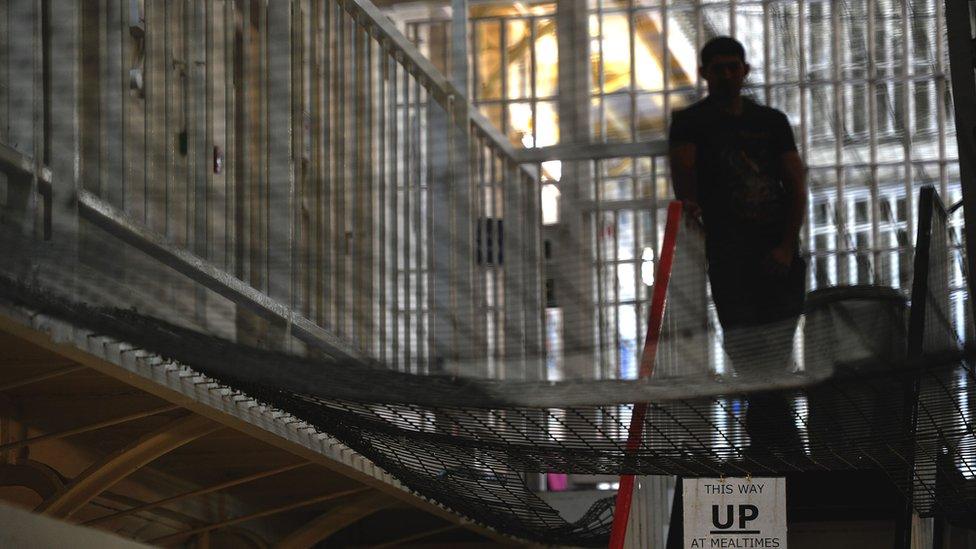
[0,142,52,189]
[515,140,670,163]
[340,0,533,178]
[76,190,371,365]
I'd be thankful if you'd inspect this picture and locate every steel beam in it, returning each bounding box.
[37,413,219,519]
[148,487,371,546]
[0,364,86,392]
[275,491,391,549]
[84,461,309,526]
[0,404,179,453]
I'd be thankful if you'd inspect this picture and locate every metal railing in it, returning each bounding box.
[0,0,542,377]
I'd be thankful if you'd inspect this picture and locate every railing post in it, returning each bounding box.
[554,0,595,382]
[4,0,42,238]
[945,0,976,329]
[503,159,526,378]
[426,94,453,371]
[47,0,81,275]
[266,0,294,326]
[450,0,468,97]
[189,0,210,323]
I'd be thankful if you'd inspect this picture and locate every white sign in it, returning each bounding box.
[683,477,787,549]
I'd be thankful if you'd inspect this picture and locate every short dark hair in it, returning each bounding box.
[700,36,746,68]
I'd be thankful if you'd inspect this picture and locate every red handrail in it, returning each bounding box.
[608,200,684,548]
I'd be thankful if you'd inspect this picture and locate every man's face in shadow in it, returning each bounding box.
[700,54,750,100]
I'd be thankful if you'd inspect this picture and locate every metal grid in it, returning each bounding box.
[0,0,548,378]
[392,0,969,365]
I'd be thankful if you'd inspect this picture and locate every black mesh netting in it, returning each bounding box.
[2,274,975,546]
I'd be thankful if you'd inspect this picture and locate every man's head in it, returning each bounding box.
[699,36,749,99]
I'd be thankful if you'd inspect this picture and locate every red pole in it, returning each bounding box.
[607,200,684,549]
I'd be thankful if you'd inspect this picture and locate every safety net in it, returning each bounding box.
[0,0,974,545]
[2,185,974,545]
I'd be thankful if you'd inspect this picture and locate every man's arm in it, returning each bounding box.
[669,142,700,217]
[771,149,807,264]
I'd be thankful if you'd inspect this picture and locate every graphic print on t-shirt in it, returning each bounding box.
[718,141,782,225]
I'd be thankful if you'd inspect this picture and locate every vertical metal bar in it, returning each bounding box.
[662,0,670,122]
[224,0,235,273]
[7,0,38,231]
[597,1,605,141]
[164,0,173,239]
[322,0,333,329]
[402,61,412,371]
[366,28,376,354]
[471,20,479,104]
[336,4,347,334]
[423,48,459,372]
[202,0,215,310]
[500,17,508,138]
[479,137,490,376]
[491,151,501,377]
[502,156,523,379]
[190,0,205,265]
[296,0,308,315]
[900,0,914,264]
[934,0,947,201]
[204,0,218,268]
[33,0,44,239]
[650,155,659,376]
[378,34,387,361]
[628,3,636,143]
[632,163,640,368]
[266,0,294,307]
[729,0,737,38]
[944,0,976,338]
[183,0,192,250]
[346,8,367,341]
[390,51,399,370]
[259,2,269,294]
[832,0,846,284]
[530,17,537,146]
[146,0,158,235]
[310,0,321,323]
[762,0,771,106]
[414,73,425,372]
[452,0,469,98]
[526,169,548,372]
[528,170,545,378]
[868,0,881,284]
[594,159,606,377]
[798,0,809,278]
[47,0,81,267]
[694,1,703,95]
[238,0,251,285]
[104,0,124,213]
[612,210,620,378]
[424,80,437,375]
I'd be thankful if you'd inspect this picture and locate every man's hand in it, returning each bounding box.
[682,200,703,220]
[764,243,794,276]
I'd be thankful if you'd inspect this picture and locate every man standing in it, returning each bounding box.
[668,37,808,455]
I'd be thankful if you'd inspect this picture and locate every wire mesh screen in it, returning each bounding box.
[0,0,974,546]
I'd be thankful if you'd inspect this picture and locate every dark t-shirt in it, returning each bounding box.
[669,96,804,327]
[669,96,798,250]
